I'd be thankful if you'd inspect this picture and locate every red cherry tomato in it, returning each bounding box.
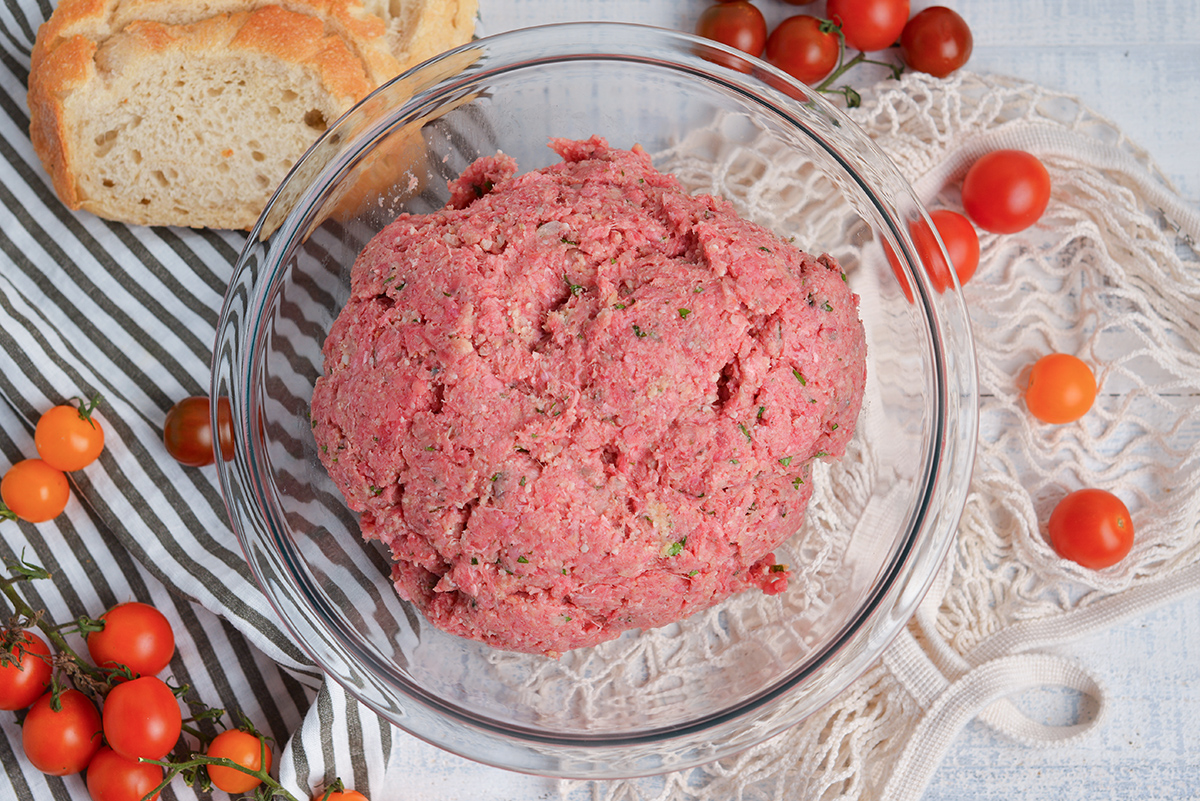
[21,689,103,775]
[87,602,176,679]
[883,217,955,297]
[163,396,233,467]
[1048,488,1134,569]
[317,792,370,801]
[899,6,973,78]
[1,458,70,523]
[696,1,768,56]
[206,728,272,794]
[1024,353,1097,424]
[85,746,163,801]
[882,236,914,303]
[825,0,910,52]
[102,676,182,761]
[961,150,1052,234]
[34,398,105,472]
[929,209,980,286]
[766,15,840,85]
[0,630,53,710]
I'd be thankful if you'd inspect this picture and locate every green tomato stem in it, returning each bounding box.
[811,29,905,107]
[1,567,106,685]
[143,752,308,801]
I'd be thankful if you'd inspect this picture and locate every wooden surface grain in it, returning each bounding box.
[388,2,1200,798]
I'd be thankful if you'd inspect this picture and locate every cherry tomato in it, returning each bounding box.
[929,209,980,286]
[909,216,954,293]
[87,602,175,679]
[899,6,973,78]
[85,746,163,801]
[696,2,768,56]
[22,689,103,775]
[1,458,70,523]
[882,236,914,303]
[34,397,105,472]
[0,630,53,710]
[780,0,819,4]
[163,396,233,467]
[1048,488,1134,569]
[882,218,954,297]
[766,16,840,85]
[961,150,1052,234]
[102,676,182,761]
[825,0,910,52]
[316,791,370,801]
[206,728,271,793]
[1024,353,1097,424]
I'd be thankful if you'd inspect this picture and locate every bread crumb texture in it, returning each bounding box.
[28,0,478,229]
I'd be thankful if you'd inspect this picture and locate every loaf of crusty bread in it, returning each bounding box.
[28,0,477,229]
[359,0,478,73]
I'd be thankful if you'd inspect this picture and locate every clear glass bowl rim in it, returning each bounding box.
[212,20,979,778]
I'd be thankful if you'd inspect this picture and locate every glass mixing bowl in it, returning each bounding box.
[212,22,977,779]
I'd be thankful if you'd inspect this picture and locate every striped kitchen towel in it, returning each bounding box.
[0,1,391,796]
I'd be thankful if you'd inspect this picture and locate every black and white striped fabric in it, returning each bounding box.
[0,1,391,797]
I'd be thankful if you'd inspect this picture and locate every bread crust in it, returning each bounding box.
[27,0,477,229]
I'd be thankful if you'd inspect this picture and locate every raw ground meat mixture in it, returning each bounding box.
[310,136,867,656]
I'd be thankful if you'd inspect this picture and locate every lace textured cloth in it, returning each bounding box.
[556,70,1200,801]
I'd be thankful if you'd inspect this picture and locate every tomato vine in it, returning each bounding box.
[693,1,972,108]
[1,554,358,801]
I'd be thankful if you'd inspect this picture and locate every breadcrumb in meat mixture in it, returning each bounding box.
[310,136,867,656]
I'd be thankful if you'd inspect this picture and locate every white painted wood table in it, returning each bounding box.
[378,1,1200,799]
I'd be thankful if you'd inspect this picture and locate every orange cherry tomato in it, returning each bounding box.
[1048,488,1134,569]
[316,791,370,801]
[34,397,105,471]
[206,728,272,794]
[1,458,70,523]
[1024,353,1097,424]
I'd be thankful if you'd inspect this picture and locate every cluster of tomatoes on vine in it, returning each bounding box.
[0,395,353,800]
[695,0,973,105]
[1,560,366,801]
